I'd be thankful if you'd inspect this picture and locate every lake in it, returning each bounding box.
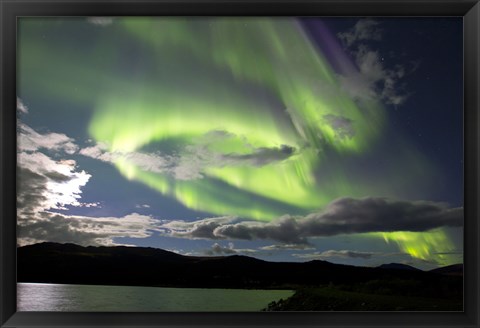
[17,283,293,312]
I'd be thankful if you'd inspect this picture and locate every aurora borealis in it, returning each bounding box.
[17,17,463,269]
[85,18,388,221]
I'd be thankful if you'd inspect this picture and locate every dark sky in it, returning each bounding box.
[303,17,463,206]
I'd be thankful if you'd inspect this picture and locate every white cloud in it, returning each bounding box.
[16,107,162,247]
[18,122,79,154]
[161,216,239,240]
[80,144,177,176]
[17,115,97,225]
[17,97,29,114]
[87,17,113,26]
[135,204,151,209]
[200,242,258,256]
[78,202,101,208]
[79,138,296,181]
[78,144,106,158]
[17,152,92,216]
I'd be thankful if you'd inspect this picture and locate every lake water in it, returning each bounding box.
[17,283,293,312]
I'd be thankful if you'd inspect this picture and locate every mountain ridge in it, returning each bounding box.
[18,242,461,290]
[377,263,422,271]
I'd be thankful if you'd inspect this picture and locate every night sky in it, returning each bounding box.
[17,17,463,269]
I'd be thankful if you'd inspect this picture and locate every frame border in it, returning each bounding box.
[1,1,479,327]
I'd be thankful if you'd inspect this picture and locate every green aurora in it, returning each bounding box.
[88,18,386,219]
[17,17,462,265]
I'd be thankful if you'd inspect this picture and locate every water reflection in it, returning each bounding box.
[17,283,293,312]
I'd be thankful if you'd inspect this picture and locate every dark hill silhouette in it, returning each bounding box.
[430,263,463,276]
[377,263,421,271]
[17,242,462,299]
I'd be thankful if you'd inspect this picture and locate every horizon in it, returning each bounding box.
[17,16,463,271]
[17,241,464,271]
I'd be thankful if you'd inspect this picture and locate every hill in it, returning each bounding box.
[377,263,422,271]
[17,242,462,302]
[430,263,463,276]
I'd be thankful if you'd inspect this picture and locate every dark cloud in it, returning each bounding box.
[43,171,72,183]
[260,244,314,251]
[162,197,463,245]
[18,215,109,246]
[215,216,307,244]
[189,221,226,239]
[17,167,49,217]
[221,144,296,167]
[433,251,463,255]
[17,212,160,246]
[401,258,440,266]
[294,250,374,260]
[307,197,462,234]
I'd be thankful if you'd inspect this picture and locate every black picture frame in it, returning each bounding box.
[1,0,479,327]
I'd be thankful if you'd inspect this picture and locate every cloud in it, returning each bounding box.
[433,250,463,255]
[340,47,409,106]
[17,117,100,232]
[221,144,296,167]
[337,19,383,47]
[337,19,412,106]
[353,46,409,105]
[207,242,238,255]
[80,144,170,174]
[17,150,157,247]
[17,212,160,246]
[135,204,151,209]
[162,216,238,240]
[17,166,49,218]
[260,244,314,251]
[18,122,79,154]
[78,202,101,208]
[80,143,204,180]
[204,242,258,256]
[17,152,92,217]
[169,142,296,180]
[213,216,307,244]
[17,97,29,114]
[322,114,355,140]
[160,197,463,244]
[401,258,440,266]
[16,113,160,247]
[87,17,113,26]
[293,249,375,260]
[80,138,297,181]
